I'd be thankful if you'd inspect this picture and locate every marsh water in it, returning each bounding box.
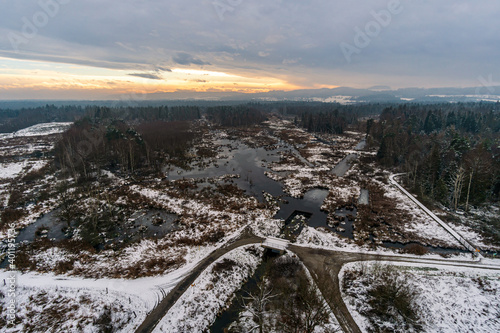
[209,251,278,333]
[3,136,468,266]
[166,138,292,200]
[167,138,339,237]
[332,153,358,177]
[126,210,179,238]
[15,210,68,243]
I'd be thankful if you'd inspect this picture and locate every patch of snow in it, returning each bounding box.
[1,280,144,332]
[0,160,48,179]
[0,122,72,140]
[341,261,500,333]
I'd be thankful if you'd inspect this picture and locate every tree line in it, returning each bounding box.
[0,104,86,133]
[367,102,500,209]
[54,105,202,180]
[0,104,201,133]
[298,110,350,134]
[206,105,266,127]
[85,105,201,122]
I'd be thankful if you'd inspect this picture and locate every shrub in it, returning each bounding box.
[1,208,26,225]
[212,258,238,274]
[268,255,301,282]
[21,164,52,183]
[404,244,429,256]
[55,260,75,274]
[364,265,423,332]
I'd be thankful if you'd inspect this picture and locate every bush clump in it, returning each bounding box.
[343,263,424,333]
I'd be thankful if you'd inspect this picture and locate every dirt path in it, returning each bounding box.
[134,228,498,333]
[135,230,264,333]
[290,245,500,333]
[291,246,364,333]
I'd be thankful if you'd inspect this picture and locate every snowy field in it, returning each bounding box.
[0,242,254,332]
[0,160,48,180]
[449,206,500,251]
[0,122,64,178]
[2,284,143,333]
[0,122,72,140]
[341,261,500,333]
[380,178,464,248]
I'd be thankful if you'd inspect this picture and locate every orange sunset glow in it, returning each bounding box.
[0,58,302,100]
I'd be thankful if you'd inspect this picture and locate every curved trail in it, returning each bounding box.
[290,245,500,333]
[135,229,499,333]
[135,230,264,333]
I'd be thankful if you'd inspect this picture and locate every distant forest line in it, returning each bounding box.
[0,101,431,133]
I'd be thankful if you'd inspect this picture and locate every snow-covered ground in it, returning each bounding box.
[2,284,143,333]
[153,245,263,333]
[0,241,253,332]
[341,261,500,333]
[295,225,477,261]
[0,122,72,140]
[448,206,500,251]
[0,160,48,179]
[381,177,463,248]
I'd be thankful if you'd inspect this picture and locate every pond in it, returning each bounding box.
[354,138,367,150]
[0,208,179,261]
[167,137,366,239]
[331,138,365,177]
[166,139,285,201]
[274,188,329,230]
[358,189,369,205]
[14,210,67,243]
[12,209,179,244]
[331,153,358,177]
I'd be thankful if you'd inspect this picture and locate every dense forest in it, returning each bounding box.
[0,105,86,133]
[297,110,350,134]
[206,105,266,127]
[54,105,202,180]
[84,105,201,122]
[282,102,390,134]
[0,104,201,133]
[366,102,500,209]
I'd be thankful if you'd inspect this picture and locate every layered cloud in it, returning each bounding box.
[0,0,499,98]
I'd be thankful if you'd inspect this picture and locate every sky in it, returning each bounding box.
[0,0,499,100]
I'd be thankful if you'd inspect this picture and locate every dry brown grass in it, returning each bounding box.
[403,244,429,256]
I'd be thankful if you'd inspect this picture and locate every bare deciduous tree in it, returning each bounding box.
[241,279,277,333]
